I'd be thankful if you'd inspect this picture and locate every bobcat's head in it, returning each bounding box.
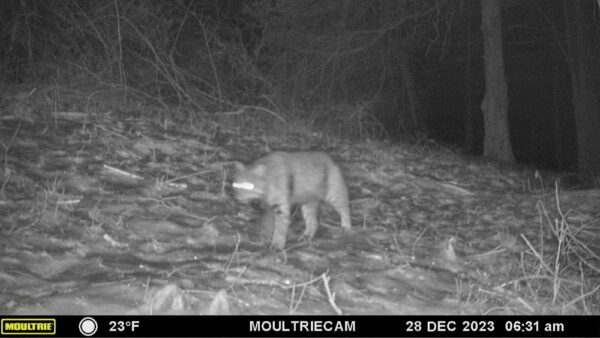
[232,162,267,203]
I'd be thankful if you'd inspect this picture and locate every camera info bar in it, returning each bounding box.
[0,315,598,337]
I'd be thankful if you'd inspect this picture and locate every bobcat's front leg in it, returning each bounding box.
[270,201,291,250]
[300,202,319,241]
[260,205,276,243]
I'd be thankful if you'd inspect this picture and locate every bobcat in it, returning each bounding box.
[232,151,351,249]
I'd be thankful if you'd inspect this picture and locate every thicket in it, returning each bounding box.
[0,0,450,138]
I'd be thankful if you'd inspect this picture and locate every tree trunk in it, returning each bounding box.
[464,0,475,153]
[564,0,600,173]
[480,0,515,163]
[398,50,420,132]
[551,59,564,169]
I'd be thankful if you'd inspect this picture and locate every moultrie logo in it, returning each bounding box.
[1,318,56,335]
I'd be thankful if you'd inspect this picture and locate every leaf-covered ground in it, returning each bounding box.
[0,90,599,315]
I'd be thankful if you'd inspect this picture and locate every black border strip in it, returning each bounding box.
[0,315,598,337]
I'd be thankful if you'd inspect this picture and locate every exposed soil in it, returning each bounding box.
[0,92,599,315]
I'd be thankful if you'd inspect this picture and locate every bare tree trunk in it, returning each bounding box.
[464,56,475,153]
[464,0,475,153]
[551,60,564,169]
[398,50,420,132]
[564,0,600,173]
[480,0,515,163]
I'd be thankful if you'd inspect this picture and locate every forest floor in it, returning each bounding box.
[0,88,599,315]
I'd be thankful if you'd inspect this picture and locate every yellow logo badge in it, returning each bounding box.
[1,318,56,335]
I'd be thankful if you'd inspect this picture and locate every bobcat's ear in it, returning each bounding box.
[233,161,245,172]
[251,163,267,177]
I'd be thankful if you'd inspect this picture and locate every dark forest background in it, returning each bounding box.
[1,0,599,173]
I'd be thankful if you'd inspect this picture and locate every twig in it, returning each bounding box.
[94,124,129,140]
[164,170,214,184]
[224,276,284,287]
[289,281,308,314]
[198,17,222,105]
[520,234,553,275]
[114,0,127,102]
[321,273,343,315]
[1,123,21,199]
[102,164,144,180]
[564,275,600,313]
[411,225,429,259]
[223,233,241,271]
[241,105,285,122]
